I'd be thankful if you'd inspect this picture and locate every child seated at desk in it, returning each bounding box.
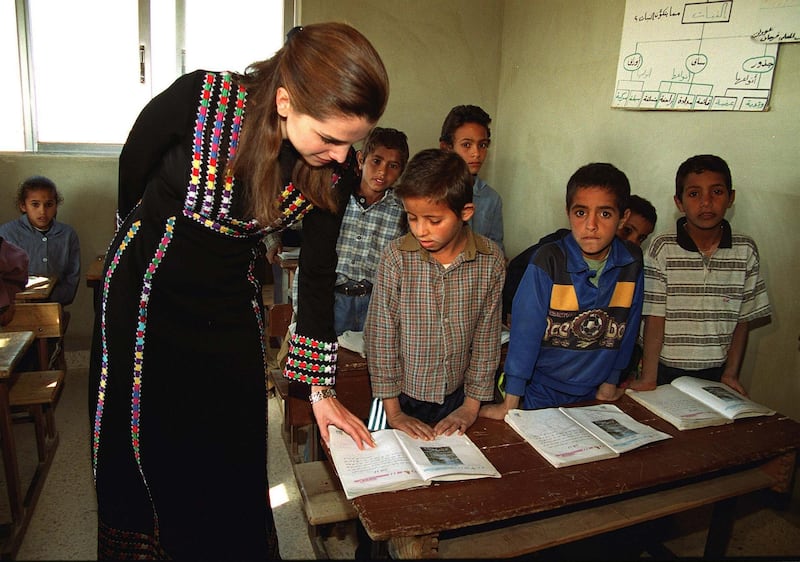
[0,176,80,306]
[364,148,505,439]
[481,163,644,415]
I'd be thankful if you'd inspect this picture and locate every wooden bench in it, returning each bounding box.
[10,370,64,464]
[293,460,357,558]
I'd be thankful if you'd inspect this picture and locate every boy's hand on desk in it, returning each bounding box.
[627,377,657,391]
[313,397,374,450]
[389,412,436,441]
[721,373,748,397]
[266,244,281,264]
[434,405,478,437]
[478,403,508,420]
[595,382,624,401]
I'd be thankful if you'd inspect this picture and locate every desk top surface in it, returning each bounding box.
[0,331,35,379]
[353,395,800,540]
[15,276,57,301]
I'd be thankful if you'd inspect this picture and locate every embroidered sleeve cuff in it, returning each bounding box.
[282,331,337,386]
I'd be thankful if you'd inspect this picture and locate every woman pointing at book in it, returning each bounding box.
[89,23,387,559]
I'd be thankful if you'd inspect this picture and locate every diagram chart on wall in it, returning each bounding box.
[613,0,779,111]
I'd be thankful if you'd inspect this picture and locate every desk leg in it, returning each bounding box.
[389,533,439,559]
[704,497,736,559]
[0,382,23,522]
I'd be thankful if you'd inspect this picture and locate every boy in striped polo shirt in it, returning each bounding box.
[631,154,771,395]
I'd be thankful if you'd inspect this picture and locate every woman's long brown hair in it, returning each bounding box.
[232,22,389,226]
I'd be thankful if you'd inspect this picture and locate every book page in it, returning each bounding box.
[559,404,672,453]
[671,376,776,419]
[25,275,50,289]
[626,385,730,430]
[327,426,426,499]
[505,409,618,468]
[394,430,501,482]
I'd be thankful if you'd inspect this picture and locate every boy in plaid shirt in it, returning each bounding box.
[292,127,408,335]
[365,149,505,439]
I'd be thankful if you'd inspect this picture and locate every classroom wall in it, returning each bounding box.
[491,0,799,422]
[300,0,504,155]
[1,0,797,422]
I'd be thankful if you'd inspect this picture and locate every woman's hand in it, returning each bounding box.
[312,395,374,449]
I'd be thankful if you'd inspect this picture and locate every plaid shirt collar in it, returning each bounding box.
[397,226,492,263]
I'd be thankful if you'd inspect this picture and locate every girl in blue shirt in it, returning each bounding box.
[0,175,80,305]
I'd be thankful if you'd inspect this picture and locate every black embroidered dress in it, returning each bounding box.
[90,70,354,559]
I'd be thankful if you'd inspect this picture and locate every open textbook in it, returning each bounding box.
[327,426,500,499]
[505,404,672,468]
[626,376,776,431]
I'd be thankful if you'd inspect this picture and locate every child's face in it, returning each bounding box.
[402,196,474,264]
[617,212,655,247]
[441,122,489,176]
[567,186,629,260]
[674,171,734,233]
[20,188,58,230]
[357,145,404,198]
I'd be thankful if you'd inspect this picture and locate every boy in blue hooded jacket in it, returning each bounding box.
[481,163,644,415]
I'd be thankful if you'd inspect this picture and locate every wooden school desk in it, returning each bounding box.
[352,395,800,559]
[279,344,510,462]
[0,331,35,524]
[15,276,57,302]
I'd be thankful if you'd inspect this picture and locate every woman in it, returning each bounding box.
[90,23,388,559]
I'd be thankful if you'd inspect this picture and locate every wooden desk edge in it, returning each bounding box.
[0,331,36,378]
[383,451,796,559]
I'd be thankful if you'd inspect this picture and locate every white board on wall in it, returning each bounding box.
[613,0,779,111]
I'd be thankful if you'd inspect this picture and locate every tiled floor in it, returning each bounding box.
[9,352,800,560]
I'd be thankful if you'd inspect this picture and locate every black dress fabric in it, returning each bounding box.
[89,69,356,559]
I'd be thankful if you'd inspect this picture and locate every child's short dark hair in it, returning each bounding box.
[16,175,63,210]
[362,127,410,170]
[394,149,473,215]
[438,105,491,145]
[675,154,732,199]
[628,194,657,227]
[566,163,630,214]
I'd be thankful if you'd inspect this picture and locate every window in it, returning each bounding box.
[1,0,287,153]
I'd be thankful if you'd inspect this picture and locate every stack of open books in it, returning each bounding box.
[505,404,672,468]
[626,376,775,430]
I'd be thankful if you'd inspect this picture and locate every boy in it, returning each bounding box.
[364,149,505,439]
[439,105,504,254]
[290,127,409,335]
[503,194,657,326]
[630,154,770,395]
[481,163,644,416]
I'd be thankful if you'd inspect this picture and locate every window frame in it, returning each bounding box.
[7,0,296,155]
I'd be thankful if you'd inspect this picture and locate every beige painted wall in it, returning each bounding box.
[492,0,799,421]
[301,0,504,157]
[1,0,796,421]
